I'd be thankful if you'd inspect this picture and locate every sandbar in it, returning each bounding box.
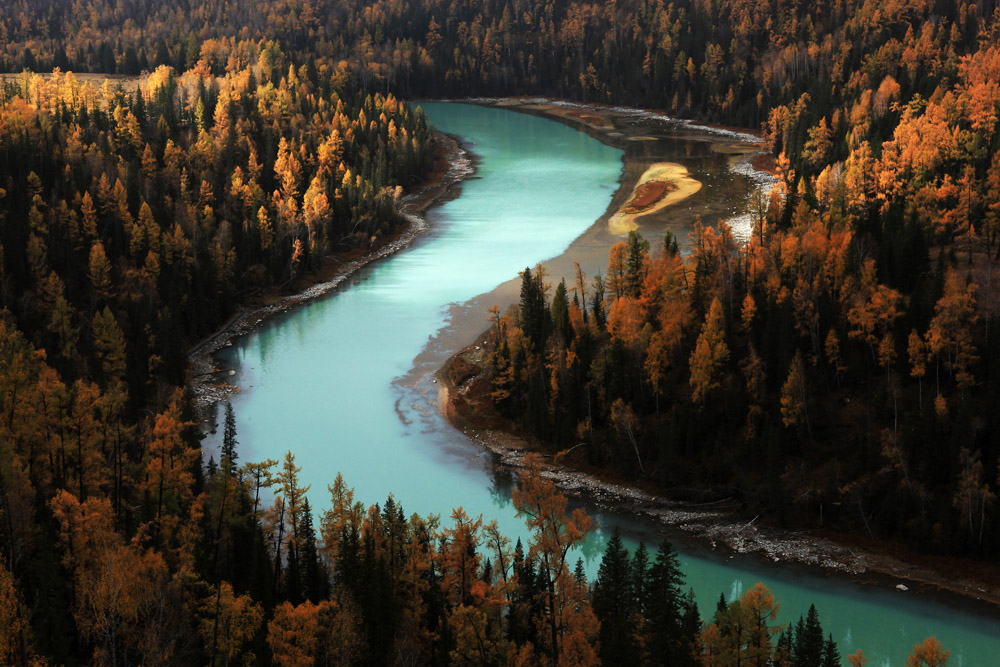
[608,162,702,234]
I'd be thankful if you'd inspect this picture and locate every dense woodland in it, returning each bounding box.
[1,0,998,130]
[481,11,1000,562]
[0,0,993,664]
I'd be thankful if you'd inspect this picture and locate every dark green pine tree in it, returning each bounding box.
[299,498,328,602]
[714,592,728,625]
[624,230,650,297]
[481,557,493,586]
[424,556,453,665]
[590,272,606,327]
[631,541,650,617]
[645,539,694,666]
[518,266,548,351]
[382,495,408,583]
[776,624,795,666]
[680,589,701,661]
[662,230,680,257]
[592,528,640,666]
[822,633,841,667]
[221,402,239,474]
[551,279,571,345]
[794,604,825,667]
[508,539,534,646]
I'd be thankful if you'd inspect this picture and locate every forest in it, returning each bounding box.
[0,0,996,663]
[475,10,1000,561]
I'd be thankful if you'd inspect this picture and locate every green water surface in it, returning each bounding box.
[211,103,999,666]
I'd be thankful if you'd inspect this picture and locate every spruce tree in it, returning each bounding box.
[822,633,841,667]
[794,604,825,667]
[299,498,328,602]
[646,540,693,666]
[680,589,701,663]
[551,279,571,344]
[221,402,239,474]
[631,541,650,617]
[592,528,639,666]
[518,266,548,351]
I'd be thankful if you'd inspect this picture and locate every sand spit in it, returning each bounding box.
[609,162,702,235]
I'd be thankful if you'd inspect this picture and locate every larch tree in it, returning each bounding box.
[742,582,781,667]
[141,388,197,526]
[952,448,995,548]
[200,581,263,667]
[267,600,327,667]
[689,297,729,404]
[512,453,597,666]
[438,507,483,607]
[0,559,39,666]
[780,350,811,439]
[905,637,949,667]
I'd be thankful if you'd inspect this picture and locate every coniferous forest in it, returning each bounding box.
[0,0,998,664]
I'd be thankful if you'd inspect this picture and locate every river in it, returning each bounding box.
[207,102,999,665]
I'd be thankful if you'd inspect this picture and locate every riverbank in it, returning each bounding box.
[187,130,473,409]
[438,330,1000,614]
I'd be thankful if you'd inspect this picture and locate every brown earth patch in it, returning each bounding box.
[623,180,678,214]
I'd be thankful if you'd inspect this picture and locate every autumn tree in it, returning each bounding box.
[199,582,263,667]
[268,601,326,667]
[689,297,729,403]
[50,490,178,665]
[0,559,41,666]
[905,637,950,667]
[512,454,598,665]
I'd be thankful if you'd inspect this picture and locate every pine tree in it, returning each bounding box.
[592,528,639,666]
[551,279,571,345]
[519,265,548,351]
[299,499,328,602]
[631,541,650,617]
[823,632,841,667]
[624,230,650,298]
[221,402,239,474]
[794,604,824,667]
[645,539,693,666]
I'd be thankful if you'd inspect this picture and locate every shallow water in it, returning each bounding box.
[209,103,1000,665]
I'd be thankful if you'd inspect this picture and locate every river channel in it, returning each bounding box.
[207,102,1000,665]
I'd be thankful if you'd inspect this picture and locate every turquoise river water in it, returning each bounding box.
[209,103,999,665]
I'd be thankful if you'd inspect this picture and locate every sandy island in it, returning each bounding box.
[609,162,702,235]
